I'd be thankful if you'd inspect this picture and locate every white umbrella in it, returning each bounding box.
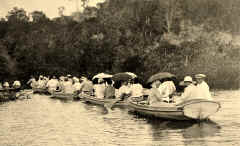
[92,73,113,80]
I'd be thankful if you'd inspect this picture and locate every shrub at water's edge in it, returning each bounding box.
[0,0,239,89]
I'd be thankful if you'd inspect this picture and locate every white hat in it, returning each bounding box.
[179,76,193,86]
[195,74,206,79]
[184,76,193,82]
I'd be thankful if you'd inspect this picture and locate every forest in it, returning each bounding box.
[0,0,239,89]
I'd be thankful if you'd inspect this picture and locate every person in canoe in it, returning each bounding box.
[13,80,21,89]
[62,77,74,94]
[79,76,94,95]
[158,78,176,103]
[104,79,115,99]
[3,81,10,88]
[93,78,106,99]
[46,76,60,94]
[37,75,46,89]
[174,76,199,104]
[27,76,38,88]
[129,78,143,99]
[194,74,213,100]
[117,80,132,101]
[0,82,3,89]
[147,79,163,106]
[72,77,82,94]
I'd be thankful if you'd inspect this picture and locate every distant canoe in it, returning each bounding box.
[128,99,189,121]
[0,88,18,101]
[80,93,127,107]
[51,92,77,100]
[177,99,221,120]
[32,88,48,94]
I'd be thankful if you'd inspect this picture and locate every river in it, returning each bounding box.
[0,90,239,146]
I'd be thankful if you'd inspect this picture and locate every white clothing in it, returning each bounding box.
[195,81,212,100]
[130,83,143,97]
[13,81,21,86]
[94,84,106,99]
[62,81,74,94]
[117,85,131,98]
[73,82,82,91]
[3,82,9,87]
[158,81,176,102]
[47,79,59,91]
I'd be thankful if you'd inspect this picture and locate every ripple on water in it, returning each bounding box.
[0,91,240,146]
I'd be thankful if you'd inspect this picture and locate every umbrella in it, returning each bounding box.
[125,72,137,79]
[147,72,175,83]
[112,73,132,81]
[92,73,113,80]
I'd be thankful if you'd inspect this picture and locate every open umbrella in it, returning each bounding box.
[147,72,175,84]
[92,73,112,80]
[125,72,137,79]
[112,73,132,82]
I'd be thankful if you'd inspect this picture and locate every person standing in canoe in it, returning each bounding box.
[194,74,213,100]
[62,77,74,94]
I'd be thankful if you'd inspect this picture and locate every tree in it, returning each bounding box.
[6,7,29,23]
[30,11,49,23]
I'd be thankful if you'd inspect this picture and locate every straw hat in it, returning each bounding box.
[195,74,206,79]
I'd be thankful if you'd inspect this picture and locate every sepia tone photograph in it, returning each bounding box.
[0,0,239,146]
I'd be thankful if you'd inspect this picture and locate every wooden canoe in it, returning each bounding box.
[80,93,127,107]
[177,99,221,120]
[51,92,77,100]
[32,88,48,94]
[128,100,189,121]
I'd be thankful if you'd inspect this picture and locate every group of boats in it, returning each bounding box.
[31,87,221,122]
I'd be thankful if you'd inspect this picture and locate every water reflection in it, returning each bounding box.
[147,118,221,141]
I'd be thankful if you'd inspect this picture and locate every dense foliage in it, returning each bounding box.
[0,0,239,89]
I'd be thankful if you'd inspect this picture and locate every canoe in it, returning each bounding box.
[0,88,18,101]
[32,88,48,94]
[177,99,221,120]
[128,99,189,121]
[128,98,220,121]
[51,92,77,100]
[80,93,127,107]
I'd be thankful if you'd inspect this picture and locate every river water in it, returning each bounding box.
[0,90,239,146]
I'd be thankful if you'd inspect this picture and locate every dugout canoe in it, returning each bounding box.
[128,98,220,121]
[80,93,127,107]
[32,88,48,94]
[50,92,77,100]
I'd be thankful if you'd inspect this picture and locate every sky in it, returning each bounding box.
[0,0,105,19]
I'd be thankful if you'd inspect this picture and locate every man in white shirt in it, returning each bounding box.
[195,74,213,100]
[46,76,59,94]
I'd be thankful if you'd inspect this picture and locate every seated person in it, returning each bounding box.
[194,74,213,100]
[79,77,94,95]
[62,77,74,94]
[147,79,163,106]
[117,80,132,101]
[129,78,143,98]
[93,78,106,99]
[13,80,21,89]
[104,80,115,99]
[46,76,59,94]
[72,77,82,94]
[158,79,176,103]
